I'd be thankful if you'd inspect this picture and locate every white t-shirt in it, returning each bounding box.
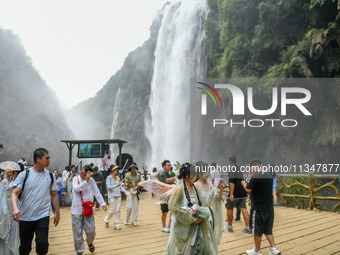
[150,172,157,180]
[14,168,56,221]
[62,169,68,180]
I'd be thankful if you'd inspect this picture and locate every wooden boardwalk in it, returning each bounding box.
[32,192,340,255]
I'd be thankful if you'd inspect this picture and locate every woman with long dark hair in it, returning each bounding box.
[165,162,224,255]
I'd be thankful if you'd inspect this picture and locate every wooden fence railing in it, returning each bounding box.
[141,171,340,212]
[277,172,340,212]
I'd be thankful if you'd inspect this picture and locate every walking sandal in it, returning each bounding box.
[88,243,95,253]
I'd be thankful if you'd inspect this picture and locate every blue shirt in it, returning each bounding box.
[56,177,65,192]
[273,177,277,188]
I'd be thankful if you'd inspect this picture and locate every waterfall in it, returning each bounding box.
[90,88,121,170]
[145,0,208,167]
[111,87,121,140]
[87,88,121,170]
[106,87,121,167]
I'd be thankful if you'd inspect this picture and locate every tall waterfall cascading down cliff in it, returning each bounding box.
[110,87,121,158]
[145,0,208,167]
[111,88,121,141]
[91,88,120,169]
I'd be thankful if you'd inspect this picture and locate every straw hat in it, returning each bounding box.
[111,166,119,171]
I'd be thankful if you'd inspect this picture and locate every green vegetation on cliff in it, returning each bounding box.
[205,0,339,78]
[203,0,340,164]
[67,0,340,166]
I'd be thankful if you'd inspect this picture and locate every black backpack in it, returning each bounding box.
[18,170,54,200]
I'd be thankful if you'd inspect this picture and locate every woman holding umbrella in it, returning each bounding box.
[0,161,21,255]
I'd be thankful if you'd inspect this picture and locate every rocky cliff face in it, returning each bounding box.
[201,0,340,164]
[67,0,340,167]
[0,29,74,169]
[65,8,165,165]
[283,0,340,77]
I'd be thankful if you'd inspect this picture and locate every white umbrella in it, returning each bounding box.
[0,161,21,171]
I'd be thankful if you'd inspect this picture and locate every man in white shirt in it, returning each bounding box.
[11,148,59,255]
[62,165,71,185]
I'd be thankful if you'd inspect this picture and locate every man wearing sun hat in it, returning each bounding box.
[124,162,141,225]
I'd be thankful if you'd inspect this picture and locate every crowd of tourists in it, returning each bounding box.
[0,148,280,255]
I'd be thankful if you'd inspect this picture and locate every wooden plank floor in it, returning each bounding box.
[31,192,340,255]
